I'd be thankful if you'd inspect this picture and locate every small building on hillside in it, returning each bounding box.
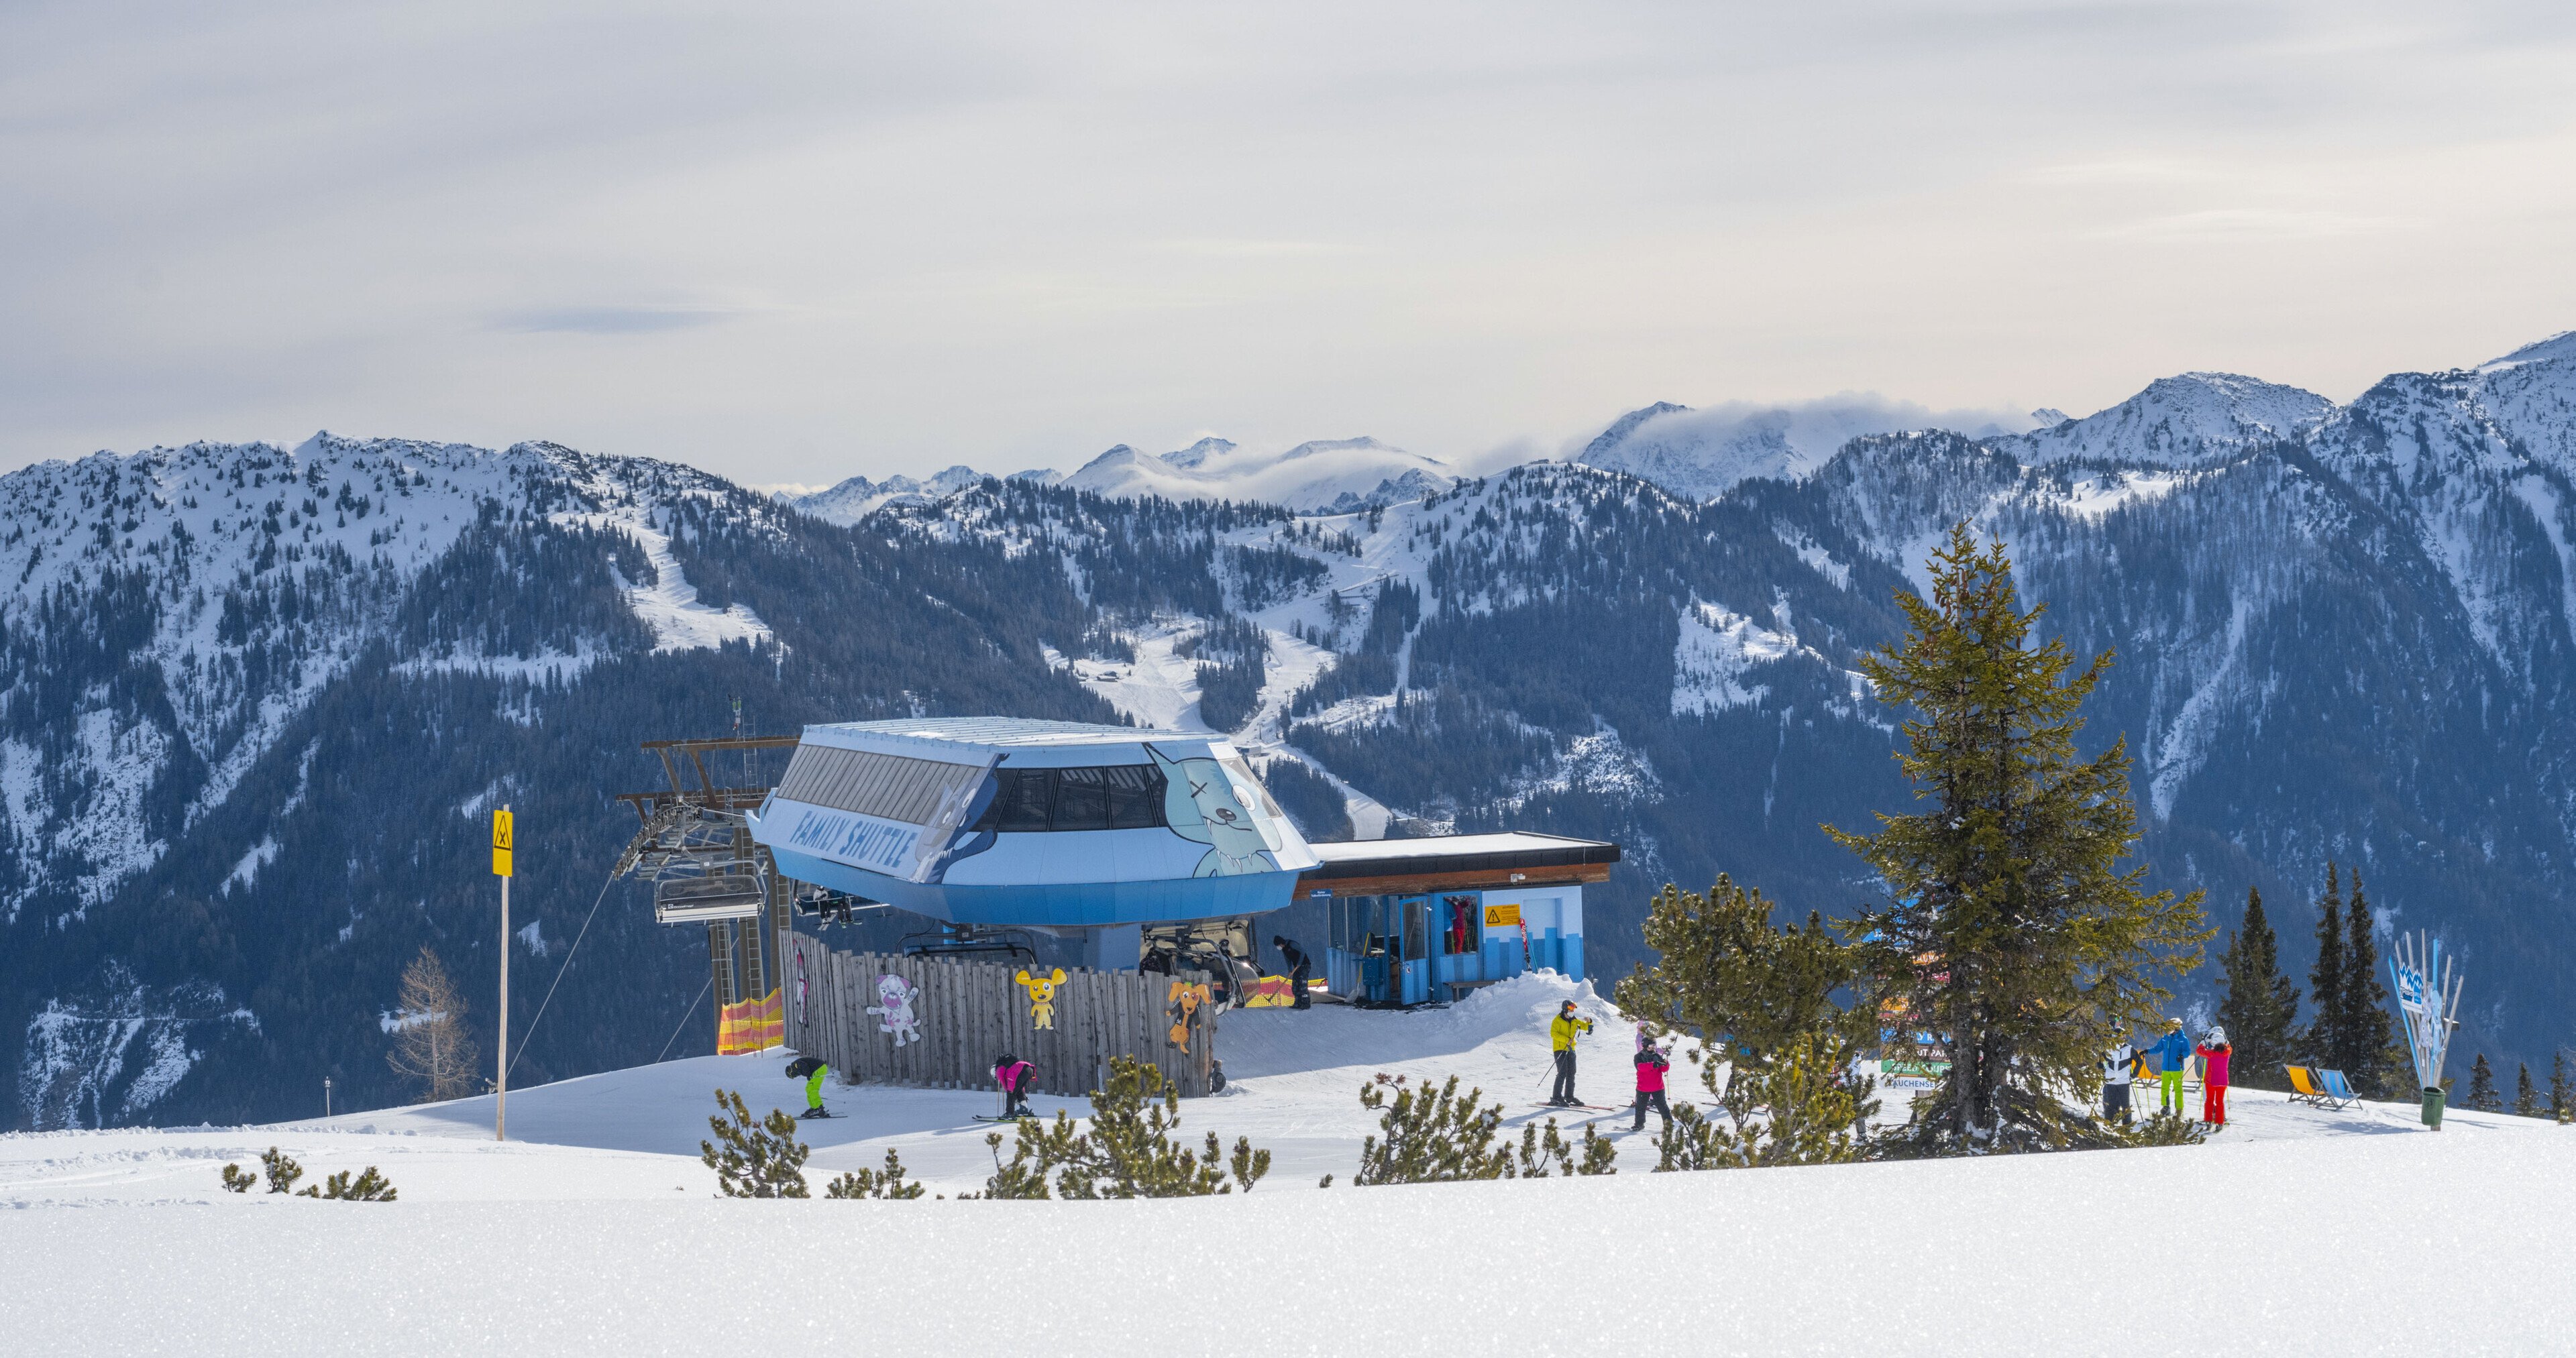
[1300,833,1620,1005]
[748,718,1320,969]
[619,717,1622,1071]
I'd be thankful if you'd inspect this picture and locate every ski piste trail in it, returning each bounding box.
[3,972,2571,1356]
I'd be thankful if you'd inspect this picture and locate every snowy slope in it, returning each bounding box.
[1063,436,1456,511]
[0,434,792,1127]
[3,969,2570,1356]
[0,434,770,929]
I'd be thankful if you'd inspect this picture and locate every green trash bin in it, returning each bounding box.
[2420,1086,2445,1130]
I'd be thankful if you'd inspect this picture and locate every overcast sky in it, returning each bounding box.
[5,1,2573,484]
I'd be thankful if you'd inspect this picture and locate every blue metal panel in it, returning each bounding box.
[1562,934,1585,981]
[765,842,1299,927]
[1532,929,1561,973]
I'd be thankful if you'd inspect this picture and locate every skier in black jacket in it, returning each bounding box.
[1273,936,1312,1009]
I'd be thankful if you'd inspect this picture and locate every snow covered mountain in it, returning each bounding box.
[17,327,2576,1132]
[1575,396,2043,502]
[784,465,995,526]
[2004,372,2334,467]
[1060,435,1456,511]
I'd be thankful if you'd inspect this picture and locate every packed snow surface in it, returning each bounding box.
[3,972,2569,1355]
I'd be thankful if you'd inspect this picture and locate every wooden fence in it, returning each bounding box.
[782,931,1220,1098]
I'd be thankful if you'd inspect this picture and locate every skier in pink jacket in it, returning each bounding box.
[1631,1027,1673,1133]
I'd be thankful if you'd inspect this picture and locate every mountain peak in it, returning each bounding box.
[1161,437,1237,470]
[1061,435,1451,510]
[1582,402,1690,461]
[2008,372,2332,468]
[2479,329,2576,375]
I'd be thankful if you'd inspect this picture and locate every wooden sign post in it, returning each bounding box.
[492,805,513,1141]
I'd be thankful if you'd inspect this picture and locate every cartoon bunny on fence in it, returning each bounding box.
[866,973,924,1047]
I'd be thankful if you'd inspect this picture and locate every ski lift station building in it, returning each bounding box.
[744,718,1617,1001]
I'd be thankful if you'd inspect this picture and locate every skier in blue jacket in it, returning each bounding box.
[2145,1019,2193,1117]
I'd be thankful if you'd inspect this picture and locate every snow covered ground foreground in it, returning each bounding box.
[5,973,2571,1355]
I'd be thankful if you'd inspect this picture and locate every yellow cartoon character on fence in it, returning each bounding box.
[1166,980,1210,1048]
[1016,967,1069,1030]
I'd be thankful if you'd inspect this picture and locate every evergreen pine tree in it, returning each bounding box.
[824,1149,930,1199]
[2339,873,2399,1098]
[2551,1051,2573,1125]
[700,1088,812,1198]
[2514,1063,2540,1119]
[2214,887,2300,1092]
[2304,864,2346,1068]
[1829,523,2210,1149]
[975,1056,1269,1198]
[2464,1054,2500,1113]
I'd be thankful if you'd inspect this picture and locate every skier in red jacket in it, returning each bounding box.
[2196,1027,2231,1127]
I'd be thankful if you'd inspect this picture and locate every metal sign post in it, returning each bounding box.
[493,806,514,1141]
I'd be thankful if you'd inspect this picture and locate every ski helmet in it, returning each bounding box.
[2206,1026,2227,1046]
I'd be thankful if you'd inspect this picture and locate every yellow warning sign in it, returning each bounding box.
[1483,902,1520,928]
[492,808,514,878]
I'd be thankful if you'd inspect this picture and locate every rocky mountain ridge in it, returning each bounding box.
[11,329,2576,1129]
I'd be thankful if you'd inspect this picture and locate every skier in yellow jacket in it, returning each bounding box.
[1548,1000,1595,1107]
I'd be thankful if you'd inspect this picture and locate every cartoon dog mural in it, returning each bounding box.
[1146,744,1281,878]
[1167,979,1210,1048]
[866,973,924,1047]
[1016,967,1069,1030]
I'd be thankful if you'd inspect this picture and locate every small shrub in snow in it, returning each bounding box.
[1516,1118,1618,1178]
[701,1088,811,1198]
[1655,1032,1877,1171]
[299,1167,398,1201]
[1348,1074,1508,1184]
[260,1146,305,1194]
[970,1056,1268,1199]
[223,1149,396,1198]
[824,1149,928,1200]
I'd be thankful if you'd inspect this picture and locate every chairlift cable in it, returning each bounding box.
[656,974,715,1064]
[506,872,617,1080]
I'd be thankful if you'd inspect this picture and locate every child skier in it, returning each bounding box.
[786,1055,829,1119]
[991,1053,1036,1119]
[2196,1026,2232,1128]
[1631,1027,1673,1133]
[2102,1037,2137,1124]
[2147,1018,2193,1117]
[1548,1001,1595,1106]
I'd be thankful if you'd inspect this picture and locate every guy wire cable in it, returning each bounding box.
[506,872,616,1080]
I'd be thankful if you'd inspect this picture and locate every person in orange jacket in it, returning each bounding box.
[2196,1026,2232,1127]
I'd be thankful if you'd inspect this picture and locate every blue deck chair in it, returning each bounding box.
[2318,1068,2362,1110]
[2286,1066,2336,1108]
